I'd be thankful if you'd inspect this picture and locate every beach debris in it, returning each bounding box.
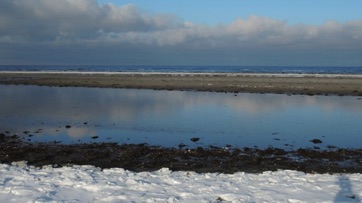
[190,137,200,142]
[310,139,322,144]
[91,136,99,139]
[209,145,220,149]
[65,125,71,129]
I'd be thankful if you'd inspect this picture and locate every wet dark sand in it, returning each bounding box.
[1,71,362,95]
[1,134,361,174]
[1,72,362,173]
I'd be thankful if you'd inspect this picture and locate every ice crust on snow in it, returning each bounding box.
[0,163,361,202]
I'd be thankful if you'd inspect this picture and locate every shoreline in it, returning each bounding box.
[1,134,361,174]
[1,71,362,95]
[3,70,362,77]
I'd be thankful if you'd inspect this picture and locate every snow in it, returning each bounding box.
[0,162,361,202]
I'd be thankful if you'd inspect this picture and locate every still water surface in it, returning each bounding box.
[1,85,361,149]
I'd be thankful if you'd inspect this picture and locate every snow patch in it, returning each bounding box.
[0,164,361,202]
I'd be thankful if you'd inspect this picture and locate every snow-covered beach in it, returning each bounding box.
[0,162,360,202]
[1,71,361,202]
[1,0,362,200]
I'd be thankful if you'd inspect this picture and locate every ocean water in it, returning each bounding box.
[1,65,362,74]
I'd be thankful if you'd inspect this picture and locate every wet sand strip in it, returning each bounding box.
[1,71,362,95]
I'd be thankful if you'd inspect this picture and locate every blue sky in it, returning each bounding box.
[0,0,362,66]
[97,0,362,25]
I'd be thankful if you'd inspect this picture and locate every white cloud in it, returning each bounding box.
[0,0,361,65]
[0,0,179,43]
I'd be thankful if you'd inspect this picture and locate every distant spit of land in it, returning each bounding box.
[1,71,362,96]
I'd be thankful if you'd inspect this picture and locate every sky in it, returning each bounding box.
[0,0,362,66]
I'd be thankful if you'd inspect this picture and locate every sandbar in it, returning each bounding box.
[1,71,362,95]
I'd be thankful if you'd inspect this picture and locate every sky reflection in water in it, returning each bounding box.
[1,85,361,149]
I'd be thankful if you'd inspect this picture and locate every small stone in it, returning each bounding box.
[346,195,356,199]
[11,135,18,139]
[34,129,43,134]
[91,136,99,139]
[65,125,71,129]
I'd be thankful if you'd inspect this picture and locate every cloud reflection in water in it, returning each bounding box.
[0,85,361,149]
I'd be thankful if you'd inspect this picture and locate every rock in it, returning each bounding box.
[190,137,200,142]
[91,136,99,139]
[65,125,71,129]
[310,139,322,144]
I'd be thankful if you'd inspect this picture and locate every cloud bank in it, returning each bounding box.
[1,0,362,65]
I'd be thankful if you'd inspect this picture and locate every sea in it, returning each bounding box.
[1,65,362,74]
